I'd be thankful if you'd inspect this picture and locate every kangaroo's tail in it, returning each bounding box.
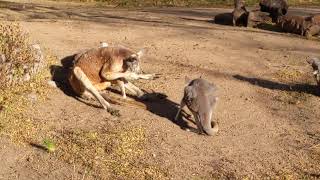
[203,121,219,136]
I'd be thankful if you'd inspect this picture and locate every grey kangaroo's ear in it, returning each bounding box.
[185,76,192,85]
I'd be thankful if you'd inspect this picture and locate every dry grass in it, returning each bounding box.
[52,126,167,179]
[272,67,314,104]
[0,22,38,88]
[0,51,56,143]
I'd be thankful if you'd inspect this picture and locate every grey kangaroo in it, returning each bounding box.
[307,57,320,87]
[175,77,219,136]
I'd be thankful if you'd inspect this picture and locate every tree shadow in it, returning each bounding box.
[233,74,320,96]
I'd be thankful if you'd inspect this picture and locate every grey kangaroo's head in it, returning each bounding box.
[183,77,218,110]
[307,57,320,84]
[124,49,144,73]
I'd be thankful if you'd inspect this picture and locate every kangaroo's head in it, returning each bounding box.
[124,49,144,74]
[307,57,320,85]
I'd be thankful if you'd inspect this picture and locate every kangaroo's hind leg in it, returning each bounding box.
[192,112,205,134]
[73,67,110,109]
[175,99,186,121]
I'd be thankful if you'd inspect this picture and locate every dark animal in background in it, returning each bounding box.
[276,14,320,38]
[307,57,320,87]
[246,10,272,27]
[232,0,248,26]
[260,0,288,22]
[276,15,308,36]
[305,24,320,39]
[175,78,219,136]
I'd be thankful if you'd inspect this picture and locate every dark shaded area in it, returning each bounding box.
[107,88,197,132]
[214,12,233,26]
[50,54,76,97]
[140,93,198,132]
[233,74,320,96]
[256,23,282,32]
[29,142,48,152]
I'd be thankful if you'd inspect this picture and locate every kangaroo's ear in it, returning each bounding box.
[185,76,192,85]
[137,49,145,58]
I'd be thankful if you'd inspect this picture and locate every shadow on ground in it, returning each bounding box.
[50,54,76,97]
[213,13,233,26]
[233,74,320,96]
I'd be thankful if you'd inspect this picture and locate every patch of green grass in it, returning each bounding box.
[43,139,57,152]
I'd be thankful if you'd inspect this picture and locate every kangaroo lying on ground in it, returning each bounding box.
[232,0,248,26]
[307,57,320,87]
[277,15,307,36]
[68,45,156,111]
[175,77,219,136]
[277,15,320,38]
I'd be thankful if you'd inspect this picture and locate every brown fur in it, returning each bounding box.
[69,47,134,95]
[246,10,271,27]
[68,46,154,110]
[277,15,309,36]
[277,14,320,38]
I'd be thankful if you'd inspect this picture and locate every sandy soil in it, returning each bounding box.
[0,1,320,179]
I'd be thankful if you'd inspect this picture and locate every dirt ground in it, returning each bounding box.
[1,0,320,179]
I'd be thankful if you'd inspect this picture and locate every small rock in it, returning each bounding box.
[23,73,31,82]
[47,80,57,88]
[0,54,5,63]
[27,92,37,103]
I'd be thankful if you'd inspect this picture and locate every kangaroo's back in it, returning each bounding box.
[69,46,136,96]
[181,78,219,136]
[184,78,218,113]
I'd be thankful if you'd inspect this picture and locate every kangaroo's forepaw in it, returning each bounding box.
[139,74,157,80]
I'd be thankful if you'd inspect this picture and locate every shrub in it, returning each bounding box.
[0,22,45,89]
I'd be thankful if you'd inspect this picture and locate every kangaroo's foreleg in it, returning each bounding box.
[125,82,145,97]
[175,99,186,121]
[117,79,127,99]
